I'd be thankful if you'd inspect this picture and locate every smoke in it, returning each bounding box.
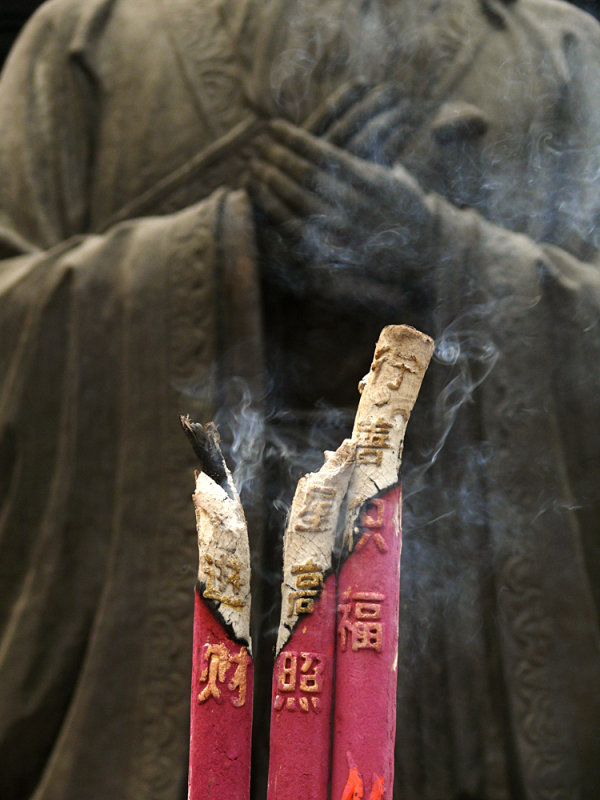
[255,0,446,123]
[214,377,266,502]
[210,375,353,499]
[425,305,500,466]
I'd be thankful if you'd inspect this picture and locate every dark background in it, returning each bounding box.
[1,0,600,68]
[0,0,43,66]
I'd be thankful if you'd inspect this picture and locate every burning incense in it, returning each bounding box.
[183,326,432,800]
[332,325,433,800]
[267,325,433,800]
[267,441,356,800]
[181,418,253,800]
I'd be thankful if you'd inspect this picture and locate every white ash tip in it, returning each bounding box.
[192,466,252,651]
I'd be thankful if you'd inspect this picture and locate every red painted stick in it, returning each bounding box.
[268,443,355,800]
[189,589,253,800]
[182,419,253,800]
[331,485,402,800]
[268,573,336,798]
[330,326,433,800]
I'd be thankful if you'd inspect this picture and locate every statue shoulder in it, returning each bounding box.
[2,0,120,76]
[517,0,600,48]
[505,0,600,105]
[15,0,117,46]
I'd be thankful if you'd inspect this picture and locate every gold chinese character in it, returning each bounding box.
[370,347,419,396]
[203,553,245,608]
[287,561,325,617]
[198,643,250,707]
[274,651,326,714]
[337,593,385,653]
[295,487,335,532]
[198,643,230,704]
[356,420,393,465]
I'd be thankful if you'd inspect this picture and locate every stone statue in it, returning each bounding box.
[1,0,599,798]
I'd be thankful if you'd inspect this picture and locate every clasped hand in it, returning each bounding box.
[247,83,434,300]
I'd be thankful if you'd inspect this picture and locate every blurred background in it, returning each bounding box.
[1,0,600,68]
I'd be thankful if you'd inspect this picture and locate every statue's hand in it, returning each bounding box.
[304,81,416,165]
[248,120,433,296]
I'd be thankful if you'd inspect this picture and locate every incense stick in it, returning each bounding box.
[267,441,355,800]
[183,419,253,800]
[331,326,433,800]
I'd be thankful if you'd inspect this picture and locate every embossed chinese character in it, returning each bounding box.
[337,592,385,653]
[203,553,245,608]
[198,642,250,707]
[355,499,388,554]
[356,419,393,465]
[198,643,230,703]
[274,651,325,713]
[294,486,335,533]
[287,560,324,617]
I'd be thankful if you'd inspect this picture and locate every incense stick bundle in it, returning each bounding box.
[183,325,432,800]
[331,326,433,800]
[182,419,253,800]
[267,325,433,800]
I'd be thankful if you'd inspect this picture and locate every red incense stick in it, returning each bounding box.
[182,419,253,800]
[331,486,402,800]
[330,326,433,800]
[189,589,253,800]
[268,443,355,800]
[268,573,337,798]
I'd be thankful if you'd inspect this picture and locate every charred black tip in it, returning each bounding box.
[179,415,228,487]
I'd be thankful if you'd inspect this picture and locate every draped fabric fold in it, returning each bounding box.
[0,187,262,799]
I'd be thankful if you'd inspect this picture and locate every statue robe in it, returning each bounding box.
[0,0,600,798]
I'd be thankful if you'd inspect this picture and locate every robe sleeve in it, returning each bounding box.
[0,5,262,798]
[393,22,600,789]
[428,192,600,583]
[417,182,600,795]
[0,0,97,252]
[412,9,600,607]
